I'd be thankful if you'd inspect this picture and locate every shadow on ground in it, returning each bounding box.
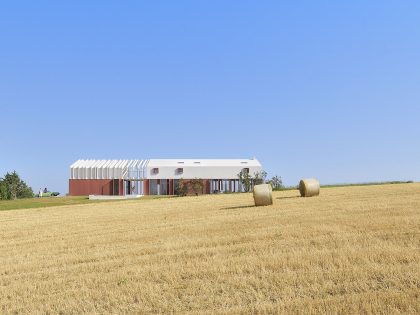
[221,205,255,210]
[276,196,300,200]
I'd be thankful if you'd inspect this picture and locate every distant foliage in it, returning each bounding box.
[237,170,268,192]
[266,175,283,190]
[0,171,34,200]
[253,171,267,185]
[0,181,6,200]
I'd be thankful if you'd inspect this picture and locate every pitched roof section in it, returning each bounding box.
[147,159,261,167]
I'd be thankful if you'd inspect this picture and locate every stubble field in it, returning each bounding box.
[0,184,419,314]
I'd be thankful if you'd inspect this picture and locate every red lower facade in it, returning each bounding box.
[69,179,124,196]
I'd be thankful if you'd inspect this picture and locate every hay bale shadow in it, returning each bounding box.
[276,196,300,200]
[221,205,255,210]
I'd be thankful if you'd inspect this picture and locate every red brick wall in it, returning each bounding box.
[169,179,174,195]
[144,180,150,195]
[119,179,124,196]
[204,179,210,194]
[69,179,113,196]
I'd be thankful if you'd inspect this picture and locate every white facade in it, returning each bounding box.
[146,159,262,179]
[70,158,262,180]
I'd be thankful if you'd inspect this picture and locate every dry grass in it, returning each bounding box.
[0,184,419,314]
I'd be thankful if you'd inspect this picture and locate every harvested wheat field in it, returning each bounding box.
[1,184,419,314]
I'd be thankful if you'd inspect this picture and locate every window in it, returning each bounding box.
[152,168,159,174]
[113,179,119,195]
[173,179,179,194]
[177,168,184,174]
[160,179,168,195]
[150,179,158,195]
[194,161,200,164]
[242,168,249,174]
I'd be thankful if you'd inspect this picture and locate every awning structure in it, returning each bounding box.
[70,159,149,180]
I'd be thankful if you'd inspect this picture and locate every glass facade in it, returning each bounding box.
[208,179,253,193]
[113,179,119,195]
[160,179,168,195]
[145,178,253,195]
[173,179,179,195]
[150,179,158,195]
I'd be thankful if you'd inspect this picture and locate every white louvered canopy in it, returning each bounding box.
[70,159,149,180]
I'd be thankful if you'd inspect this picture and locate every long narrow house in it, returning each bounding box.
[69,158,263,196]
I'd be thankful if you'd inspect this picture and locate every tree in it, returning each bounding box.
[174,178,204,196]
[253,170,267,185]
[0,171,34,200]
[175,179,189,196]
[0,180,7,200]
[190,178,204,196]
[238,169,252,192]
[267,175,283,190]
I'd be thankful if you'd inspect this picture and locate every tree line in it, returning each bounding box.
[238,170,283,192]
[0,171,33,200]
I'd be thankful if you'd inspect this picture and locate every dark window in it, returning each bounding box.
[173,179,179,195]
[150,179,158,195]
[152,168,159,174]
[113,179,119,195]
[126,181,131,195]
[177,168,184,174]
[160,179,168,195]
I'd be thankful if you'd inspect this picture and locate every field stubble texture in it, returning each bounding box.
[0,184,419,314]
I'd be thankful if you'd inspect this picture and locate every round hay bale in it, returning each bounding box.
[299,178,320,197]
[253,184,273,206]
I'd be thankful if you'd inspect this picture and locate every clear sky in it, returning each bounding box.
[1,1,419,194]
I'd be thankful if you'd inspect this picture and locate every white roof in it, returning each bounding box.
[147,159,261,167]
[70,158,261,168]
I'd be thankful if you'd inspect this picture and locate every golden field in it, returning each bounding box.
[0,184,419,314]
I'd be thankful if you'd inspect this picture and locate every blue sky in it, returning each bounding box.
[1,1,419,194]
